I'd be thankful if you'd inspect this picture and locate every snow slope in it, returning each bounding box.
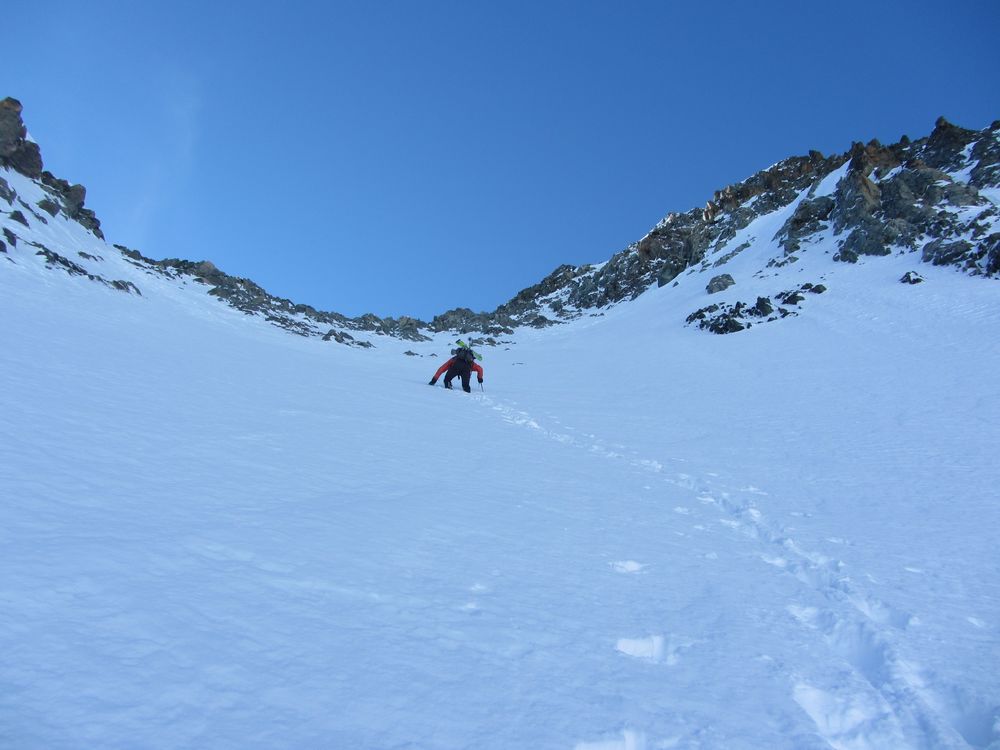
[2,165,999,749]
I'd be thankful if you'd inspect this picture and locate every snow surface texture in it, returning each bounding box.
[2,164,1000,749]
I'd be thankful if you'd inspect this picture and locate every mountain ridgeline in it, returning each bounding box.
[2,96,998,345]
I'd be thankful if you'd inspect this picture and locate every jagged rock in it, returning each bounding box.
[0,240,6,253]
[641,219,716,287]
[710,314,745,334]
[713,241,750,268]
[687,302,746,333]
[751,296,773,316]
[831,161,882,236]
[969,124,1000,188]
[0,98,43,177]
[0,103,101,236]
[775,196,835,254]
[921,117,979,172]
[322,329,373,348]
[323,329,351,343]
[0,176,14,204]
[65,184,87,213]
[922,238,973,267]
[685,303,718,323]
[9,209,28,227]
[36,174,102,235]
[833,247,858,263]
[8,142,42,179]
[37,198,59,216]
[839,221,891,258]
[810,284,827,294]
[0,98,23,156]
[111,280,142,295]
[3,227,15,247]
[986,234,1000,277]
[706,274,735,294]
[900,271,925,284]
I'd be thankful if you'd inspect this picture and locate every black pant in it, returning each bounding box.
[444,361,472,392]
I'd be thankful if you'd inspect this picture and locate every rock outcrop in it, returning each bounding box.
[1,98,103,238]
[0,98,42,178]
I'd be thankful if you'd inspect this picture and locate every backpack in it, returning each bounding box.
[453,339,480,362]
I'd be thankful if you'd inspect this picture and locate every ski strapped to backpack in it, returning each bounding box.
[453,339,482,362]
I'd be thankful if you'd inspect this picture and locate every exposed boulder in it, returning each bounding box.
[37,198,59,217]
[751,296,774,316]
[706,274,735,294]
[900,271,925,284]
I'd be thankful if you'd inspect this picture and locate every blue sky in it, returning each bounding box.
[8,1,999,320]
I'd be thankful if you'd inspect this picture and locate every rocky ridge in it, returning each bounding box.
[3,95,998,343]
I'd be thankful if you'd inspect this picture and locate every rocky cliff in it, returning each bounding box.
[3,96,998,343]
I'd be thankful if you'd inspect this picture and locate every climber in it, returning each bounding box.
[428,342,484,393]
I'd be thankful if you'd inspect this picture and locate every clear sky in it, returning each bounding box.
[7,0,999,320]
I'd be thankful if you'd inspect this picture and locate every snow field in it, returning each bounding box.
[2,163,999,748]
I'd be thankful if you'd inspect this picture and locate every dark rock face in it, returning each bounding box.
[37,198,59,217]
[921,117,979,173]
[820,132,998,273]
[901,271,925,284]
[0,99,103,237]
[706,274,735,294]
[751,296,773,316]
[687,282,827,334]
[776,196,835,254]
[0,98,43,178]
[39,171,103,238]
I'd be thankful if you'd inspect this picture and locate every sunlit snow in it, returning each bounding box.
[2,164,999,749]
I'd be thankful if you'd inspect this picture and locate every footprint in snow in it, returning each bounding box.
[574,729,647,750]
[610,560,647,574]
[760,555,788,568]
[616,634,699,666]
[793,682,906,750]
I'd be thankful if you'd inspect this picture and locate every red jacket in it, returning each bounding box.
[433,357,484,381]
